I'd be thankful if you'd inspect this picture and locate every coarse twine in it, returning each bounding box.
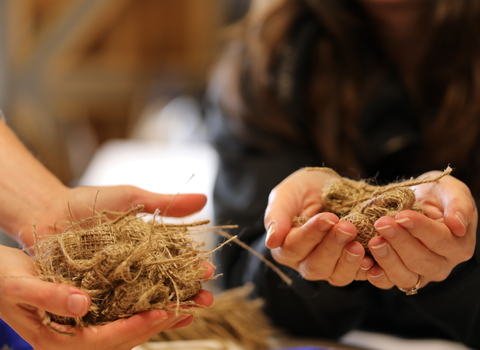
[34,205,220,332]
[294,166,452,253]
[150,283,277,350]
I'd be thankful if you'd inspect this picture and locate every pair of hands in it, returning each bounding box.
[264,168,477,291]
[0,185,213,350]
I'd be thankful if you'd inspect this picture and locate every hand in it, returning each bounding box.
[367,171,477,291]
[0,245,214,350]
[18,185,207,249]
[3,183,209,349]
[264,168,374,286]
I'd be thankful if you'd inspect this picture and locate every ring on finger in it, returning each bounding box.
[398,275,424,296]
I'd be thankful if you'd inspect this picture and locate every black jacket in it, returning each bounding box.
[205,15,480,350]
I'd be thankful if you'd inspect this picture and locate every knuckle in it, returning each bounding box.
[300,260,329,281]
[458,246,475,262]
[328,276,350,287]
[433,269,451,282]
[370,279,393,290]
[408,257,437,276]
[271,249,290,265]
[434,237,455,253]
[38,283,59,301]
[277,245,303,261]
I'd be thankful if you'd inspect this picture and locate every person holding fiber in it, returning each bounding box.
[207,0,480,348]
[0,114,213,350]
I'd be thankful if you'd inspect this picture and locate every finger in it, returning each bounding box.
[264,169,327,249]
[137,192,207,217]
[168,315,194,330]
[296,221,357,281]
[3,278,90,318]
[200,262,215,280]
[191,289,214,308]
[367,265,394,290]
[131,291,213,345]
[394,211,474,265]
[375,214,453,281]
[264,191,321,249]
[368,236,423,288]
[439,190,475,237]
[415,175,475,236]
[83,309,171,348]
[328,241,365,286]
[271,213,337,263]
[355,256,374,281]
[127,312,191,347]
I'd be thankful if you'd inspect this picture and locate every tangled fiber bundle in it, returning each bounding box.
[34,205,214,330]
[295,167,452,252]
[150,284,277,350]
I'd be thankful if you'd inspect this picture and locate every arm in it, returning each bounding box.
[263,165,480,346]
[209,109,368,338]
[368,171,480,347]
[0,120,213,350]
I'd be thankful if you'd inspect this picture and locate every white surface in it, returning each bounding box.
[134,340,243,350]
[341,330,473,350]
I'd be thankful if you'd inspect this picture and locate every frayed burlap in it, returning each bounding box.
[150,284,277,350]
[34,205,215,331]
[294,167,452,253]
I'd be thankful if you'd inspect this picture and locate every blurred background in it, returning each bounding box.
[0,0,250,247]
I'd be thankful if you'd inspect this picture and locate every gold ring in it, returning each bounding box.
[398,275,423,296]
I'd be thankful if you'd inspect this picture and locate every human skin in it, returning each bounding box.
[264,167,477,290]
[0,120,214,350]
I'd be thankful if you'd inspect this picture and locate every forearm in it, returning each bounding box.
[0,120,68,244]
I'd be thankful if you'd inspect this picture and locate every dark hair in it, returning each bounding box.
[212,0,480,190]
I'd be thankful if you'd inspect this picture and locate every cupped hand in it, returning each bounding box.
[366,171,477,291]
[0,246,214,350]
[19,185,207,249]
[264,168,373,286]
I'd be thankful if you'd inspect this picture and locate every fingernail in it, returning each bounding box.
[369,271,384,279]
[335,228,354,244]
[455,211,466,230]
[395,217,414,229]
[266,222,276,245]
[360,265,371,272]
[68,294,89,316]
[317,216,336,231]
[345,250,360,263]
[376,224,395,238]
[370,243,388,258]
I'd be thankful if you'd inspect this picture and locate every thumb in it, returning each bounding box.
[264,189,297,249]
[10,278,90,318]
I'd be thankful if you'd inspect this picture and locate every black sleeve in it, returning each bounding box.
[396,213,480,348]
[206,99,480,347]
[207,103,369,339]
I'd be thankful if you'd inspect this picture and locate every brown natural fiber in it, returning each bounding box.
[34,205,222,331]
[295,167,452,253]
[150,283,277,350]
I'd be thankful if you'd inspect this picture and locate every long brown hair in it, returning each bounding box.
[211,0,480,190]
